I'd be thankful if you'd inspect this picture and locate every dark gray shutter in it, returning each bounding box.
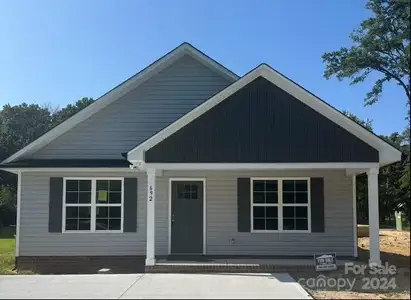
[311,177,325,232]
[237,178,251,232]
[49,177,63,233]
[123,177,138,232]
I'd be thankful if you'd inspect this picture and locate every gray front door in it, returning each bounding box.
[170,181,204,254]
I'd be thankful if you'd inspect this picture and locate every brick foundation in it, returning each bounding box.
[16,256,145,274]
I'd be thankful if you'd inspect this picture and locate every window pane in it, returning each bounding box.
[109,192,121,204]
[253,192,265,203]
[79,192,91,204]
[96,219,109,230]
[266,206,278,218]
[283,180,295,192]
[66,192,78,204]
[110,180,122,192]
[283,218,295,230]
[253,218,265,230]
[266,192,278,203]
[296,219,308,230]
[78,219,91,230]
[266,218,278,230]
[253,181,265,191]
[109,219,121,230]
[283,207,295,218]
[96,207,108,218]
[283,192,295,204]
[110,207,121,218]
[295,192,308,204]
[266,180,277,192]
[296,207,308,218]
[66,207,78,218]
[295,180,307,192]
[253,206,265,218]
[66,180,78,192]
[97,180,109,191]
[65,219,77,230]
[78,207,91,218]
[79,180,91,191]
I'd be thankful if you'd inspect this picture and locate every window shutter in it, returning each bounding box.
[237,178,251,232]
[310,177,325,232]
[123,177,138,232]
[49,177,63,233]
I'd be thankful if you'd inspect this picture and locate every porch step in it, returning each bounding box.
[145,263,315,273]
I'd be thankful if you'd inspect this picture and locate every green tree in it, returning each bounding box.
[322,0,410,108]
[51,97,95,126]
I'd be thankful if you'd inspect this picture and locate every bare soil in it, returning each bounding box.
[295,230,410,299]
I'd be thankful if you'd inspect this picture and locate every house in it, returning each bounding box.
[0,43,402,273]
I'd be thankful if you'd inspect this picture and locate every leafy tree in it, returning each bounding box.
[0,98,95,226]
[51,97,94,126]
[322,0,410,108]
[0,103,52,161]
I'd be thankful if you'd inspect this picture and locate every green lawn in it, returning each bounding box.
[0,229,16,274]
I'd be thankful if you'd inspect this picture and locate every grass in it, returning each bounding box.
[0,229,16,274]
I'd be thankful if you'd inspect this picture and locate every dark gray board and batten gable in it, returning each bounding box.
[145,77,379,163]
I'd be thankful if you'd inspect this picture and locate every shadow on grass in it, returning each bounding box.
[358,247,410,268]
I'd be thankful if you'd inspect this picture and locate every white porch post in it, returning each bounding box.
[145,168,156,266]
[367,167,381,265]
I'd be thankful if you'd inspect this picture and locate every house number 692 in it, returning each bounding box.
[149,185,153,202]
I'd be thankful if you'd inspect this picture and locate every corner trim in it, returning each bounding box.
[15,171,22,257]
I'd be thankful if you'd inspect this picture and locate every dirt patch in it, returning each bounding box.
[295,230,410,299]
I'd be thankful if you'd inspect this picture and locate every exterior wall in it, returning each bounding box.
[19,171,147,256]
[19,169,354,257]
[156,170,354,257]
[30,55,232,159]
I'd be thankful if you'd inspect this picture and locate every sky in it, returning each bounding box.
[0,0,408,136]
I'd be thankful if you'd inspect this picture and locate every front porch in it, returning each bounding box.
[146,256,358,273]
[139,163,383,269]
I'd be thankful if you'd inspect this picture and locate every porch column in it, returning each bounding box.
[145,168,156,266]
[367,167,381,265]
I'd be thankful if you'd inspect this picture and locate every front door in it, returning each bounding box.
[170,181,204,254]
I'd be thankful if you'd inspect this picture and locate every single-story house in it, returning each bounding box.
[1,43,402,272]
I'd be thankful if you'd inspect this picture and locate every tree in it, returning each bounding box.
[0,103,52,161]
[322,0,410,108]
[51,97,95,126]
[0,98,95,227]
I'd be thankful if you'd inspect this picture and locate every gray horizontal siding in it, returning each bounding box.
[19,172,147,256]
[155,170,354,256]
[19,169,354,257]
[146,77,379,163]
[31,55,232,159]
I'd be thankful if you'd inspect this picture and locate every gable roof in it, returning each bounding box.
[2,43,239,164]
[127,64,402,167]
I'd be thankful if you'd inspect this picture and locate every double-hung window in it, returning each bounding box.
[251,178,310,232]
[63,178,124,232]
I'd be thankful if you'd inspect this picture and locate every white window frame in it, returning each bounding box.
[62,177,124,233]
[250,177,311,233]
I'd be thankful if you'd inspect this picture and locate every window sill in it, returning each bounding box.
[61,230,124,234]
[251,230,311,233]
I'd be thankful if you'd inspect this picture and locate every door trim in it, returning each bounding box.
[168,178,206,255]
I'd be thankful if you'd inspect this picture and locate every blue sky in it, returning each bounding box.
[0,0,408,136]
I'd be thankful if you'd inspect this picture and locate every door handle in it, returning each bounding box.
[171,213,175,224]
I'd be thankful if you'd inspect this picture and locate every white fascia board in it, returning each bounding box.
[128,64,402,166]
[2,43,238,164]
[133,162,380,170]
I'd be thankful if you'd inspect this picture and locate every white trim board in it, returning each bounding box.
[2,43,239,164]
[139,162,379,171]
[127,64,401,166]
[168,178,207,255]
